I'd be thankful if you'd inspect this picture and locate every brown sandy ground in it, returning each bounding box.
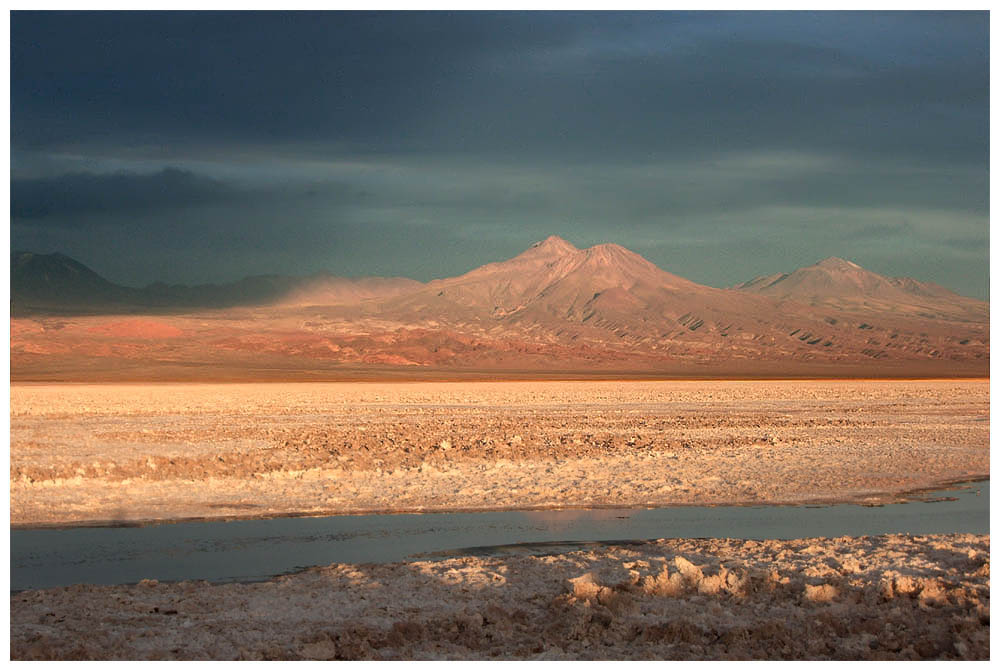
[10,379,989,526]
[9,534,989,660]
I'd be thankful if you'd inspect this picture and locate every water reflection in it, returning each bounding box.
[518,508,630,529]
[10,480,988,591]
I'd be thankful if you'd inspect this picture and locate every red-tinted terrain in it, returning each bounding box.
[10,237,988,380]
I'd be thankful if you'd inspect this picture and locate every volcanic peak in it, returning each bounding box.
[530,235,578,254]
[814,257,863,271]
[582,242,636,264]
[519,237,657,270]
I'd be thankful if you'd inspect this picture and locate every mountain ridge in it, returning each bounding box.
[13,243,986,314]
[10,239,988,378]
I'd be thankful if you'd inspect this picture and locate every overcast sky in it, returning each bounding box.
[10,11,989,298]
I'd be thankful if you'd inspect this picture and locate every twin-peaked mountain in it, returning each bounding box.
[367,236,706,323]
[10,238,988,378]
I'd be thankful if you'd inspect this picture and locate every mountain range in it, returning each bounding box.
[10,238,988,380]
[11,251,420,314]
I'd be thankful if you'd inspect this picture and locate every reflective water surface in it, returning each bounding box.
[10,480,988,591]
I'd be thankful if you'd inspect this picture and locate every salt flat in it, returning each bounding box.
[10,379,989,526]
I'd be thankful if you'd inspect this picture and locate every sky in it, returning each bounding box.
[10,11,990,299]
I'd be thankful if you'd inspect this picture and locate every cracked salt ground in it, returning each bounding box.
[10,380,989,527]
[10,534,989,660]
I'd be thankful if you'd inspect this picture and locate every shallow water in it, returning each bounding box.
[10,480,988,591]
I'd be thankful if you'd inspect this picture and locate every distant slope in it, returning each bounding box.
[10,252,421,314]
[11,252,138,311]
[277,276,423,307]
[735,257,988,323]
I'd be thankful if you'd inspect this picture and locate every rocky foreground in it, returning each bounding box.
[10,534,989,660]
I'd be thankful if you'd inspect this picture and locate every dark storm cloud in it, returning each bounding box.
[11,11,986,164]
[11,167,367,223]
[10,11,596,151]
[412,36,986,166]
[8,11,989,299]
[11,168,236,220]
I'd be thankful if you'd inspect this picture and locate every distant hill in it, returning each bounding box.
[734,256,987,323]
[10,251,421,314]
[12,251,138,312]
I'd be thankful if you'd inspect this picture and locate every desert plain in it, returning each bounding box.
[9,377,990,659]
[9,378,990,525]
